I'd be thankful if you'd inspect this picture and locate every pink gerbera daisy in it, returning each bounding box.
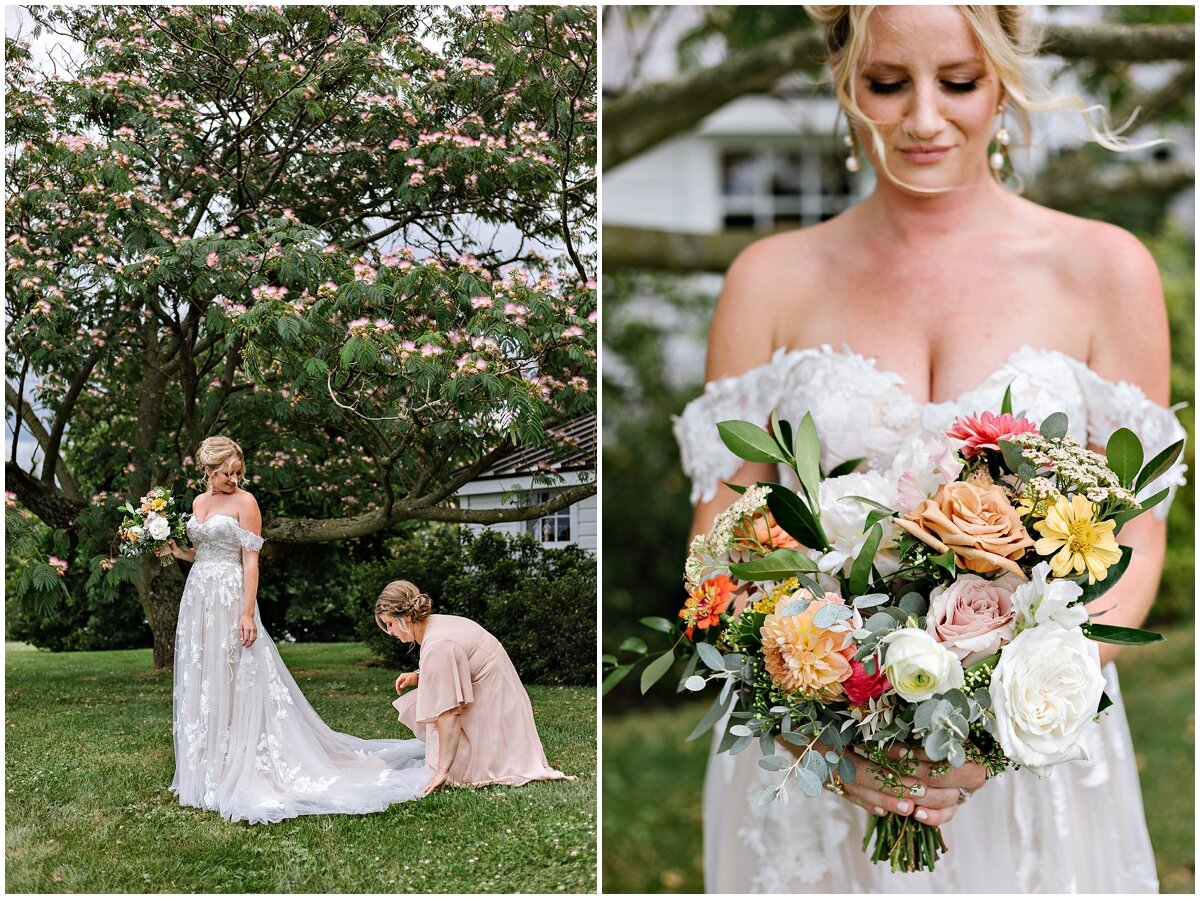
[946,411,1039,459]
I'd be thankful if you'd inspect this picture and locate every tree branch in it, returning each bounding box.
[604,23,1196,171]
[5,382,82,499]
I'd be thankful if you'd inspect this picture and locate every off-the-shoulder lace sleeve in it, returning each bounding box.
[235,526,264,553]
[415,639,474,724]
[673,348,801,505]
[1071,361,1188,520]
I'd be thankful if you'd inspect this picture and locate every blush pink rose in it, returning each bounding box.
[843,656,891,705]
[946,411,1039,459]
[926,573,1020,665]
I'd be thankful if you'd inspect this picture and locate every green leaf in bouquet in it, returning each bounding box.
[864,508,895,532]
[758,783,785,804]
[842,495,895,514]
[793,413,822,504]
[1073,544,1133,603]
[827,457,865,478]
[722,481,748,495]
[730,733,756,755]
[766,482,826,550]
[1040,411,1068,440]
[998,439,1025,476]
[853,593,889,609]
[1082,623,1164,646]
[1109,488,1169,531]
[838,754,857,784]
[1105,428,1143,489]
[717,420,790,465]
[898,592,928,617]
[794,572,827,598]
[849,523,883,596]
[601,664,633,696]
[729,547,817,581]
[687,689,735,741]
[778,598,812,617]
[618,636,647,655]
[678,648,700,687]
[640,648,676,695]
[695,640,726,671]
[758,754,792,772]
[1000,382,1014,415]
[946,740,966,768]
[683,675,707,692]
[794,768,822,797]
[929,550,958,576]
[813,603,854,628]
[1134,439,1184,493]
[770,410,794,464]
[638,616,676,634]
[601,654,618,666]
[1096,691,1114,714]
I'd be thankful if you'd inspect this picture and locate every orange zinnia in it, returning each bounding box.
[680,575,735,639]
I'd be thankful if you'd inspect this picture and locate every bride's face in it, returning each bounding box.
[852,6,1004,192]
[207,458,242,494]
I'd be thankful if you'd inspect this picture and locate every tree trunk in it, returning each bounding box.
[139,558,185,669]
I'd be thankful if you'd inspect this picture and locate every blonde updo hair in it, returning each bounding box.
[197,436,244,482]
[374,580,433,631]
[806,5,1139,191]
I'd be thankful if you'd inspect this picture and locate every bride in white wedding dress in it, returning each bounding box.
[166,436,430,824]
[673,6,1185,893]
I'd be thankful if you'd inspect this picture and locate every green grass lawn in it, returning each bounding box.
[602,620,1194,894]
[5,641,596,893]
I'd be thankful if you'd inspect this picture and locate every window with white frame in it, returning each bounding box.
[720,146,856,230]
[526,490,572,544]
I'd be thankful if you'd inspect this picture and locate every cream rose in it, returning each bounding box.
[814,471,902,578]
[879,627,965,702]
[146,513,171,541]
[989,622,1105,776]
[926,573,1020,665]
[894,481,1034,578]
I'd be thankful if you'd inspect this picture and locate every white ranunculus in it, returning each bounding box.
[879,627,965,702]
[129,525,146,540]
[989,622,1105,776]
[815,471,901,577]
[1010,561,1087,632]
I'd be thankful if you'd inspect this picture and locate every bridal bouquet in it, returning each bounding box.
[118,486,189,567]
[607,397,1179,873]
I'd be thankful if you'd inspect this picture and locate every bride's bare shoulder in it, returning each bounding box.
[708,220,844,377]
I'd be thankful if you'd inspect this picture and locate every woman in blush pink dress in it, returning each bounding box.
[376,580,573,793]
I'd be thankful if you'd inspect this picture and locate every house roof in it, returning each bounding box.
[474,411,596,479]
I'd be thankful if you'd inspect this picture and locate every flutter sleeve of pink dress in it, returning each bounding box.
[392,614,573,787]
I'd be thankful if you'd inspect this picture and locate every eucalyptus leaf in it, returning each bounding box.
[853,593,889,609]
[758,754,792,772]
[795,768,822,797]
[813,603,854,628]
[1040,411,1068,440]
[729,734,755,755]
[998,439,1026,475]
[695,640,725,671]
[687,690,735,741]
[778,599,810,617]
[898,592,928,617]
[758,784,783,805]
[683,675,707,692]
[729,724,753,737]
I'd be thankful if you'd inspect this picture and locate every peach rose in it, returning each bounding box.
[894,481,1033,578]
[732,510,801,551]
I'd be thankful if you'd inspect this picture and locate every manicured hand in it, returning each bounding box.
[239,613,258,648]
[158,540,178,559]
[394,671,419,693]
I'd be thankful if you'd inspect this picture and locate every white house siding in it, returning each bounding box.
[456,472,597,554]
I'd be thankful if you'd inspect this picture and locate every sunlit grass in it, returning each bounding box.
[5,641,596,893]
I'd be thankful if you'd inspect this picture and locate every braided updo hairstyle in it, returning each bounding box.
[374,580,433,631]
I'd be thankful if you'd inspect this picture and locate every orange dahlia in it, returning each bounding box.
[760,599,854,699]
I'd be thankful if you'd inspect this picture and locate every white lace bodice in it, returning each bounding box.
[674,344,1187,516]
[188,513,264,573]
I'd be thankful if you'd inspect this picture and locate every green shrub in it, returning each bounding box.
[352,526,596,686]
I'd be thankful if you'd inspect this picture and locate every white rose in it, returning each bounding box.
[129,525,146,540]
[989,622,1105,776]
[146,513,171,541]
[813,471,901,578]
[1010,561,1087,632]
[880,627,965,702]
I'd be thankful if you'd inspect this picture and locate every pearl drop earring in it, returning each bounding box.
[844,131,861,173]
[990,104,1011,174]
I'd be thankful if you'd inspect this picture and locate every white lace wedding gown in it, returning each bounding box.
[171,513,431,824]
[674,344,1187,893]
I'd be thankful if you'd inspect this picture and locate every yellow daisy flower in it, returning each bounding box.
[1033,494,1122,584]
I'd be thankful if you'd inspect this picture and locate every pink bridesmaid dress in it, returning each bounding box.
[392,614,573,786]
